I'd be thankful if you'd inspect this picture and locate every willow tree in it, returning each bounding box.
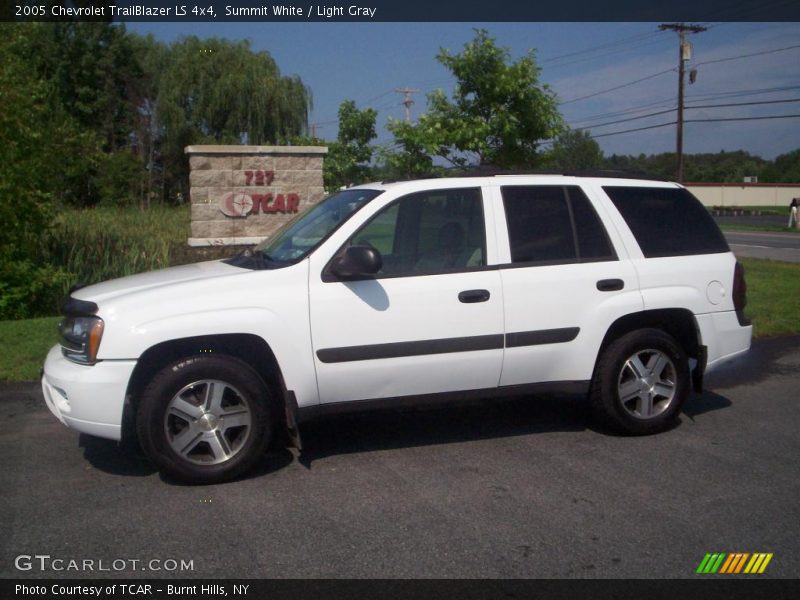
[154,36,312,197]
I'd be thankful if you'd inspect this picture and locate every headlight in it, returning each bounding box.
[59,317,104,365]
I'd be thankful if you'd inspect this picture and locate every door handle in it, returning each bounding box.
[597,279,624,292]
[458,289,491,303]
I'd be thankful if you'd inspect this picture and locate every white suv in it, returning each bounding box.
[42,174,752,483]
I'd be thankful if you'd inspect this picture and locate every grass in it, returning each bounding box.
[740,257,800,338]
[0,317,60,381]
[2,257,798,382]
[718,223,799,234]
[45,205,190,298]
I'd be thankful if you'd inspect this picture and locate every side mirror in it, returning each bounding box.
[329,245,382,280]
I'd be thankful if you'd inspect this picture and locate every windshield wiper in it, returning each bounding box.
[251,249,274,261]
[225,248,277,270]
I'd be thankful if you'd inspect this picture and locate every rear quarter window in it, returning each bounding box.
[603,186,729,258]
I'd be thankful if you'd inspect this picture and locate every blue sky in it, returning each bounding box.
[127,21,800,159]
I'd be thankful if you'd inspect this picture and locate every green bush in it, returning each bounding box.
[94,151,149,207]
[2,206,189,320]
[0,259,72,320]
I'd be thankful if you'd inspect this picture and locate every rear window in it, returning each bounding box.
[603,186,729,258]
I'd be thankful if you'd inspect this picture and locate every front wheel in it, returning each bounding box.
[590,328,690,435]
[136,355,271,483]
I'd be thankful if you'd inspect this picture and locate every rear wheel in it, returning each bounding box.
[136,355,271,483]
[591,328,689,435]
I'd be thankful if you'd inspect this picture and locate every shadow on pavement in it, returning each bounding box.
[79,434,156,477]
[683,390,733,419]
[297,394,589,468]
[704,334,800,389]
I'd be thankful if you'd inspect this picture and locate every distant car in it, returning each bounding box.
[43,173,752,483]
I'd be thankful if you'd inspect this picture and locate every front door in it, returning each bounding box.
[308,187,504,404]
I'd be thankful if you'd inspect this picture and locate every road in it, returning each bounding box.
[724,230,800,263]
[1,336,798,579]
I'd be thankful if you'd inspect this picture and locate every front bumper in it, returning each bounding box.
[41,345,136,441]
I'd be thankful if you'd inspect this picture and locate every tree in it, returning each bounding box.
[380,120,441,180]
[154,36,312,198]
[18,22,156,207]
[25,21,143,152]
[761,149,800,183]
[602,150,771,182]
[323,101,377,190]
[388,29,563,170]
[546,129,603,171]
[0,24,74,318]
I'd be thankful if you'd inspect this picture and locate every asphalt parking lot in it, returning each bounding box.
[1,336,798,579]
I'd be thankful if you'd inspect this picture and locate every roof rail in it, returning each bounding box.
[380,166,669,184]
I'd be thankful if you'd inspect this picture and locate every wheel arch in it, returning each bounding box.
[596,308,701,368]
[122,334,286,443]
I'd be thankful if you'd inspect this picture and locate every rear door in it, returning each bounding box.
[491,181,642,386]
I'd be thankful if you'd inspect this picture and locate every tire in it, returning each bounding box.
[136,355,272,484]
[590,328,689,435]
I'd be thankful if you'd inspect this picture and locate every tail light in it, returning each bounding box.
[732,261,749,326]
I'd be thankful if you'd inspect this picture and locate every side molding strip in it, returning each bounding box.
[316,334,504,364]
[316,327,580,364]
[505,327,580,348]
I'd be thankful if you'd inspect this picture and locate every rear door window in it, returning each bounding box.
[501,185,616,265]
[603,186,729,258]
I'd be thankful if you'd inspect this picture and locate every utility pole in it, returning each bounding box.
[309,123,323,138]
[395,87,420,122]
[659,23,706,182]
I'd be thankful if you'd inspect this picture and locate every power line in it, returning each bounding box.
[686,97,800,109]
[685,84,800,101]
[540,29,665,64]
[685,113,800,123]
[542,35,672,70]
[695,43,800,67]
[569,99,676,125]
[360,89,396,105]
[571,96,800,132]
[560,67,676,105]
[572,84,800,123]
[589,121,676,139]
[543,38,674,71]
[585,112,800,140]
[575,107,677,130]
[568,95,676,120]
[573,97,800,133]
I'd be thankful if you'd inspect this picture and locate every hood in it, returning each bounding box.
[71,260,248,305]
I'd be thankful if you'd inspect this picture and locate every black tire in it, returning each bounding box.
[136,355,272,484]
[590,328,689,435]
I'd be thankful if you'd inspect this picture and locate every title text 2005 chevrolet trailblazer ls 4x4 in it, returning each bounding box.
[42,174,752,483]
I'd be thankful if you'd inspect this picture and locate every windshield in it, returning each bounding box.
[251,188,382,265]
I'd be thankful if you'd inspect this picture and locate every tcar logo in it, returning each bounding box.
[219,192,301,217]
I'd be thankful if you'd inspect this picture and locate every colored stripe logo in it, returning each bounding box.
[696,553,773,574]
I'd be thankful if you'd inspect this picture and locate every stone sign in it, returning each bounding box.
[186,145,328,246]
